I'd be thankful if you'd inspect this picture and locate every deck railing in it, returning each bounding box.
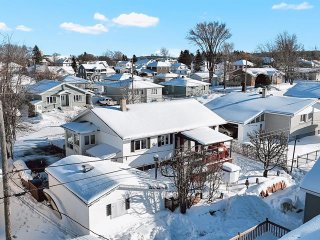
[229,218,290,240]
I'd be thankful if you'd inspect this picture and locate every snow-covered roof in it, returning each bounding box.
[100,79,163,89]
[27,80,62,94]
[181,127,232,145]
[30,100,43,105]
[246,68,284,77]
[284,82,320,99]
[81,63,106,70]
[154,73,179,79]
[86,143,121,159]
[83,99,227,140]
[279,215,320,240]
[147,61,170,68]
[190,72,217,79]
[205,92,316,124]
[61,75,89,84]
[160,77,210,87]
[45,155,167,205]
[233,59,254,66]
[103,73,142,82]
[300,159,320,196]
[61,121,99,134]
[222,162,241,172]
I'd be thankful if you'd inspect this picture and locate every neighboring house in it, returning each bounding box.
[115,61,132,73]
[246,68,284,85]
[77,61,115,81]
[300,158,320,223]
[190,72,217,83]
[170,62,190,75]
[137,68,155,77]
[44,155,167,237]
[99,78,163,103]
[233,59,254,70]
[205,92,319,142]
[61,99,232,168]
[294,68,320,81]
[55,57,73,67]
[103,73,133,82]
[27,79,92,115]
[284,81,320,99]
[60,75,91,89]
[146,61,170,75]
[160,77,210,97]
[153,73,179,84]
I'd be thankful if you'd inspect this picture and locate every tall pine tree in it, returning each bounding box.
[193,50,204,72]
[32,45,42,64]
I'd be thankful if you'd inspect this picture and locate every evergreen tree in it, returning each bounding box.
[122,54,128,61]
[194,50,203,72]
[32,45,42,64]
[178,50,193,67]
[132,54,138,63]
[177,51,184,63]
[71,56,77,73]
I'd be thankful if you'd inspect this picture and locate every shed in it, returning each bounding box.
[222,162,241,184]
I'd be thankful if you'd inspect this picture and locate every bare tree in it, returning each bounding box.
[160,47,169,58]
[258,32,303,84]
[206,163,222,202]
[187,21,231,81]
[248,129,288,177]
[0,35,29,158]
[221,42,234,89]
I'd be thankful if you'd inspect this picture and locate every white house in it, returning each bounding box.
[77,61,115,81]
[99,78,163,103]
[170,62,190,75]
[190,72,217,83]
[115,61,132,73]
[61,99,232,168]
[205,92,320,142]
[233,59,254,70]
[44,155,167,237]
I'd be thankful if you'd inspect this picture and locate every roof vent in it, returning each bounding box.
[82,164,94,173]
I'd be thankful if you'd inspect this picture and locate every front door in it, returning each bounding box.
[61,94,69,106]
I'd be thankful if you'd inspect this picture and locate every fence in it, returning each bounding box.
[230,218,290,240]
[296,149,320,169]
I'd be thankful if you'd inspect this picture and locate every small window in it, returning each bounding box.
[106,204,111,216]
[151,89,158,94]
[74,134,79,146]
[308,113,313,120]
[90,135,95,144]
[85,136,90,145]
[300,114,307,122]
[125,198,130,210]
[261,114,264,121]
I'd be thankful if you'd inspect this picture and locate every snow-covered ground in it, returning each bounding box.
[1,82,318,240]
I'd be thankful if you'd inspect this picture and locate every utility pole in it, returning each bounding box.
[244,58,247,93]
[131,56,134,104]
[0,100,12,240]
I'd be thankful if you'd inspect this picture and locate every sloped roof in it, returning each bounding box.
[160,77,210,87]
[46,155,167,205]
[86,99,227,140]
[147,61,170,68]
[100,79,163,89]
[300,159,320,196]
[61,75,89,84]
[284,82,320,99]
[245,68,284,77]
[205,92,316,124]
[27,80,62,94]
[233,59,254,66]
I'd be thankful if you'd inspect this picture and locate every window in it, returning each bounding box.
[85,136,90,145]
[130,138,150,152]
[90,135,95,144]
[151,88,158,94]
[308,113,313,121]
[46,96,56,104]
[125,198,130,210]
[66,131,74,149]
[74,134,79,146]
[106,204,111,216]
[74,95,82,102]
[300,114,307,123]
[158,134,173,147]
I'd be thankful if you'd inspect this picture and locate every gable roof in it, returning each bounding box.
[284,82,320,99]
[61,75,89,84]
[45,155,167,205]
[300,159,320,196]
[233,59,254,66]
[147,61,171,68]
[28,79,92,95]
[160,77,210,87]
[84,99,226,140]
[205,92,316,124]
[100,79,163,89]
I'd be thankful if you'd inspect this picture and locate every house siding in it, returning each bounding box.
[264,113,291,134]
[304,193,320,223]
[290,111,320,139]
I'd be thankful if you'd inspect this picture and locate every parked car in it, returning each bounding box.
[97,97,117,106]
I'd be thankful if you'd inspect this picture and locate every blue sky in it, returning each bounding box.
[0,0,319,57]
